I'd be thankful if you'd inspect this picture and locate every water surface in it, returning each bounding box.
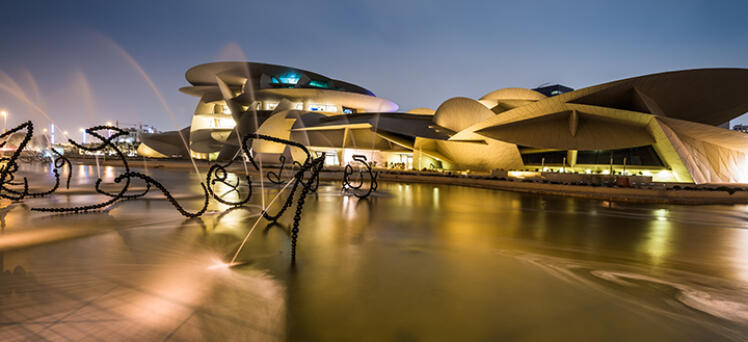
[1,163,747,341]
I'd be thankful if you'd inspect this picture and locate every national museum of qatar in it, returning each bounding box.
[137,62,748,184]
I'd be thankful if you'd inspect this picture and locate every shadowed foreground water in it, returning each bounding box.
[1,163,747,341]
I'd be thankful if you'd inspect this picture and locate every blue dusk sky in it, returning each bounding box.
[0,0,747,133]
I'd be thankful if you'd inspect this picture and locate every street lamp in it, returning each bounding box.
[79,128,86,144]
[1,110,6,132]
[106,121,112,138]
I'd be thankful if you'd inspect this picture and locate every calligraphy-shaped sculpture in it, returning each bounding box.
[206,159,252,207]
[241,133,325,260]
[32,125,209,217]
[342,154,378,199]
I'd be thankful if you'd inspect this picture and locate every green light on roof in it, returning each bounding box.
[309,80,329,88]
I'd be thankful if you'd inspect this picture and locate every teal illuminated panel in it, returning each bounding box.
[277,71,300,84]
[309,80,329,88]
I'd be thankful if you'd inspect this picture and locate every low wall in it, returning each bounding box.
[77,158,748,205]
[377,172,748,205]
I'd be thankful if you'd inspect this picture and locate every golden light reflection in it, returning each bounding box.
[640,213,673,265]
[729,228,748,284]
[78,164,89,180]
[103,165,115,181]
[433,186,440,210]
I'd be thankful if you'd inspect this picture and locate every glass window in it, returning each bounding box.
[576,146,663,166]
[521,151,567,164]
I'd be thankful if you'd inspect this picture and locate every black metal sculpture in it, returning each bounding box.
[51,148,72,189]
[342,154,378,198]
[0,121,33,201]
[0,121,76,200]
[206,159,252,207]
[2,122,330,262]
[240,133,325,260]
[32,125,209,217]
[266,155,287,185]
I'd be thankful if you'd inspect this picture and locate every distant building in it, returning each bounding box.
[532,84,574,97]
[734,124,748,134]
[110,124,158,145]
[139,64,748,183]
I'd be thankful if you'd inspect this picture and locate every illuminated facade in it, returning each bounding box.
[139,64,748,184]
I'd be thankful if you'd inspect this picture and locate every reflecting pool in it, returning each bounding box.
[1,163,747,341]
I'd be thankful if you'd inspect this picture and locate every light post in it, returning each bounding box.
[106,121,112,138]
[80,128,86,145]
[1,110,7,132]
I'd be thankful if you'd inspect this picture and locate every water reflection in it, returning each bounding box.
[1,163,748,341]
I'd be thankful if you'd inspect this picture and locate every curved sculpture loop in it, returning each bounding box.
[206,159,252,207]
[342,154,378,199]
[2,123,332,262]
[240,133,325,260]
[118,171,209,218]
[0,121,33,201]
[266,155,287,185]
[31,126,212,217]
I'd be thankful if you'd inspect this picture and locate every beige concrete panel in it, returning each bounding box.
[657,117,748,152]
[435,139,523,171]
[179,85,221,98]
[462,69,748,137]
[433,97,496,133]
[478,100,498,109]
[252,110,298,153]
[291,130,345,149]
[479,88,546,101]
[406,108,436,115]
[476,111,654,150]
[249,88,398,112]
[678,135,748,183]
[374,131,414,150]
[136,142,169,158]
[414,138,454,169]
[344,129,395,150]
[656,118,748,183]
[458,95,570,136]
[649,119,698,183]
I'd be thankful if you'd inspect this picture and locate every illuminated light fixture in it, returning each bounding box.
[309,80,329,88]
[277,71,300,84]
